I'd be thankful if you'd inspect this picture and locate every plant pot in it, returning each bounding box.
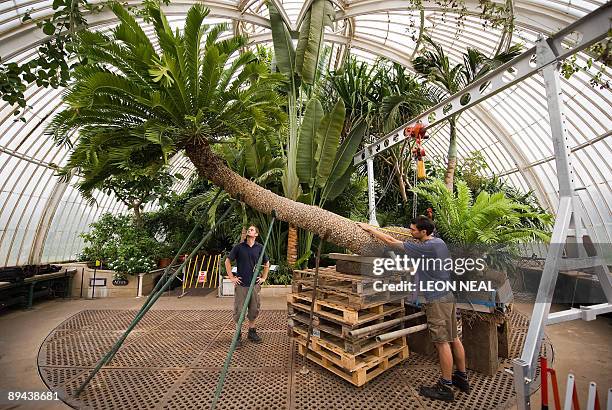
[158,258,172,268]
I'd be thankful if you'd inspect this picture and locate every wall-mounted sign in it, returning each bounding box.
[198,271,207,283]
[112,278,129,286]
[89,278,106,287]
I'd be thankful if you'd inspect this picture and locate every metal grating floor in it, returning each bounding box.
[38,309,549,409]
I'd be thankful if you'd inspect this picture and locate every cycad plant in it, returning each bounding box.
[413,179,551,245]
[413,179,551,280]
[48,2,388,257]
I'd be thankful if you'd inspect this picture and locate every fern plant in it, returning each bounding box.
[413,179,551,245]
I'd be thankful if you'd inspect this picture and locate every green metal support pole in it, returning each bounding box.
[140,189,223,311]
[299,236,325,374]
[75,199,237,396]
[210,212,276,410]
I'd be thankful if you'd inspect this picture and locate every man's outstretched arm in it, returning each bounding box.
[356,222,404,253]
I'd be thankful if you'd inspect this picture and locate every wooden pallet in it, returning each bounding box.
[293,266,413,294]
[297,341,408,387]
[288,309,406,353]
[291,324,407,370]
[291,283,409,310]
[290,317,406,356]
[293,267,413,308]
[327,253,415,277]
[287,292,404,326]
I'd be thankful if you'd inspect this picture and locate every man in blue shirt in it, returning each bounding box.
[358,216,469,402]
[225,225,270,345]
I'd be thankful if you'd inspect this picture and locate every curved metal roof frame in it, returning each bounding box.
[0,0,610,267]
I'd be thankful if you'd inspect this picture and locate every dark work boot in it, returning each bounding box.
[247,328,262,343]
[419,380,455,402]
[234,331,242,348]
[452,371,470,393]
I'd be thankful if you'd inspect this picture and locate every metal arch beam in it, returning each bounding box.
[0,0,581,61]
[353,3,612,166]
[28,171,76,264]
[245,31,415,67]
[326,33,414,67]
[296,0,316,29]
[296,0,347,29]
[337,0,576,33]
[268,0,294,31]
[0,1,272,59]
[498,130,612,177]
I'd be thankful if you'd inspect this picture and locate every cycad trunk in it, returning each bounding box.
[444,117,458,190]
[185,142,385,256]
[287,224,298,265]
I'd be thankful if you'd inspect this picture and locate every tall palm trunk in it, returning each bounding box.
[444,116,458,190]
[185,142,385,256]
[287,225,298,265]
[394,162,408,203]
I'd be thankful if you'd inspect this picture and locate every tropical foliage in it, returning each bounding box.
[268,0,368,265]
[413,35,522,189]
[47,2,286,185]
[79,213,159,274]
[412,179,552,245]
[44,0,556,268]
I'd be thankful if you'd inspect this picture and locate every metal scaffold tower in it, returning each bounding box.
[352,5,612,408]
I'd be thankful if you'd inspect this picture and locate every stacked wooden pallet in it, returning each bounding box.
[287,254,414,387]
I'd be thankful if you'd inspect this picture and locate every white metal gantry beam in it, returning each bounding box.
[352,3,612,167]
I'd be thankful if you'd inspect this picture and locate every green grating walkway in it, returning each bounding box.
[38,309,550,409]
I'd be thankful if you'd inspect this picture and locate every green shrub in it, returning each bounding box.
[268,262,292,285]
[80,213,159,275]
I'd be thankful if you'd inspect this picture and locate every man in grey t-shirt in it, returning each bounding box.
[358,216,469,402]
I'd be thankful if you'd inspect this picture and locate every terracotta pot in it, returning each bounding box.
[158,258,172,268]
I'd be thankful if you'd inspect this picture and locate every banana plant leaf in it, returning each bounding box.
[296,98,324,187]
[315,99,345,186]
[269,1,295,77]
[295,0,334,85]
[322,118,366,200]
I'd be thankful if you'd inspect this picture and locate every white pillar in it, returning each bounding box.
[366,158,379,226]
[137,273,144,298]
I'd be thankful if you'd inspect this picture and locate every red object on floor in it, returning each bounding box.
[540,357,561,410]
[572,381,580,410]
[541,357,549,410]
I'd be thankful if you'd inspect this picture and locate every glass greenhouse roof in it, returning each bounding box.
[0,0,610,266]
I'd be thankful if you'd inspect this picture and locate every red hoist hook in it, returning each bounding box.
[404,122,428,180]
